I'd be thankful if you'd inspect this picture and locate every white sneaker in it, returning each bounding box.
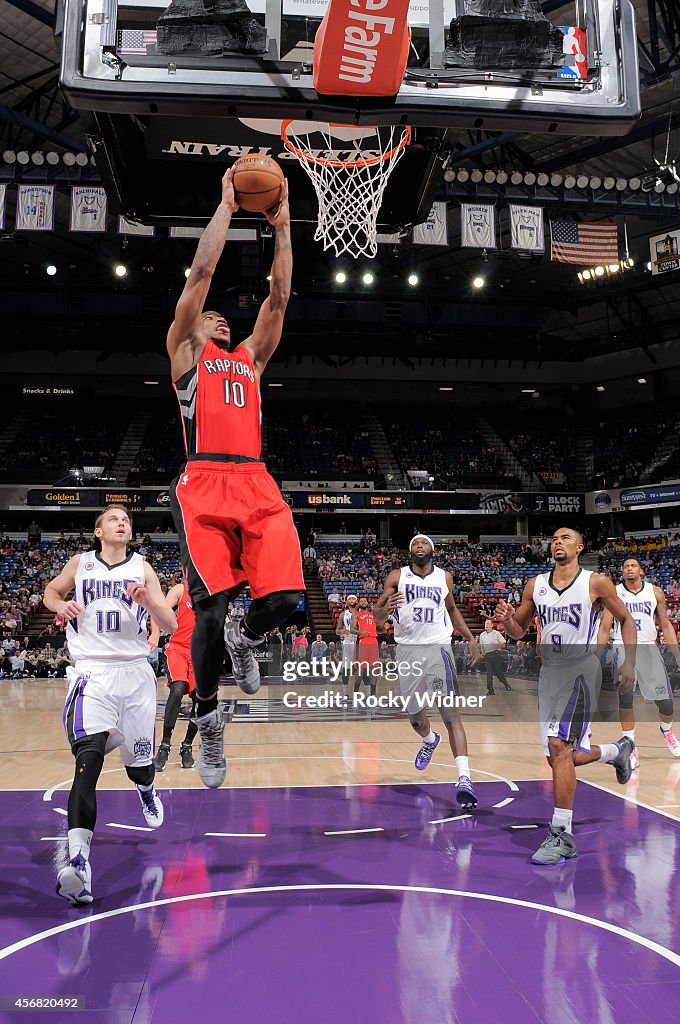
[56,854,93,907]
[137,785,164,828]
[630,747,640,771]
[196,707,227,788]
[661,728,680,757]
[224,621,261,694]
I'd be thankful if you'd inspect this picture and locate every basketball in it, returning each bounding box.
[232,155,284,212]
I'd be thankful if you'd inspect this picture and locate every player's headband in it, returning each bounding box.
[410,534,435,554]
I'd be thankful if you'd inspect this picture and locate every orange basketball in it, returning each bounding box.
[232,155,284,212]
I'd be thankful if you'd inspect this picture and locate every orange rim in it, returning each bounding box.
[281,120,411,169]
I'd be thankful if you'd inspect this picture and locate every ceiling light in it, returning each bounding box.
[646,261,652,271]
[184,267,191,278]
[31,151,45,166]
[114,264,127,278]
[589,176,602,189]
[510,171,523,185]
[143,380,159,385]
[470,169,483,183]
[45,264,57,276]
[523,171,536,185]
[594,265,605,277]
[63,152,76,166]
[46,151,59,166]
[483,170,496,184]
[443,166,455,182]
[564,175,576,189]
[623,257,635,268]
[550,173,563,187]
[472,276,485,289]
[335,271,346,284]
[17,151,29,165]
[268,383,283,387]
[456,169,469,183]
[582,269,591,280]
[637,377,647,384]
[408,273,419,286]
[603,177,615,190]
[576,174,588,189]
[496,171,508,184]
[537,173,549,186]
[362,272,374,285]
[266,273,272,281]
[608,263,619,273]
[439,387,454,391]
[3,150,16,164]
[628,177,641,190]
[615,178,627,191]
[521,389,537,394]
[596,385,605,392]
[75,153,89,166]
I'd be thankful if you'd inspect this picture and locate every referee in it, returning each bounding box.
[479,619,512,695]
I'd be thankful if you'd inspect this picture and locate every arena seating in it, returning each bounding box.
[591,408,679,488]
[265,404,376,480]
[488,413,578,488]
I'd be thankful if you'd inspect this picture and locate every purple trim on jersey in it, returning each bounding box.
[586,606,598,647]
[441,649,458,696]
[558,673,590,750]
[73,675,89,741]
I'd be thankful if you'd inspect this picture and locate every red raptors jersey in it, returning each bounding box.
[173,340,261,458]
[168,585,195,650]
[357,608,377,645]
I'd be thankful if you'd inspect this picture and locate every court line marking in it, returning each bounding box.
[428,814,472,824]
[581,779,680,824]
[40,837,65,841]
[323,827,384,836]
[52,808,67,816]
[105,823,153,833]
[493,798,514,809]
[205,832,267,838]
[510,825,540,830]
[2,883,680,971]
[42,760,519,800]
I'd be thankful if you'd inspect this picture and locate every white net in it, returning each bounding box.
[281,122,411,259]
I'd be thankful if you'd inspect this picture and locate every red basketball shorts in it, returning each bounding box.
[171,460,304,603]
[165,644,195,693]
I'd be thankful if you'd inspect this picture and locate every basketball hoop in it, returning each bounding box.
[281,121,412,259]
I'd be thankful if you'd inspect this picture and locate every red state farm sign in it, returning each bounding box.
[313,0,411,97]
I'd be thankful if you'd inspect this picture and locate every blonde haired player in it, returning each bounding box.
[597,556,680,768]
[44,505,177,907]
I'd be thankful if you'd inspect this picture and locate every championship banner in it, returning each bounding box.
[509,204,544,252]
[461,203,496,248]
[649,227,680,276]
[70,186,107,232]
[413,202,448,246]
[0,184,5,230]
[16,185,54,231]
[118,215,155,237]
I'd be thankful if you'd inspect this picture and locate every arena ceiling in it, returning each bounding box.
[0,0,679,364]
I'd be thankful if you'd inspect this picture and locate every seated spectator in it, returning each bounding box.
[328,586,341,606]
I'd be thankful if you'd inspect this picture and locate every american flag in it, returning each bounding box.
[550,219,619,265]
[118,29,157,54]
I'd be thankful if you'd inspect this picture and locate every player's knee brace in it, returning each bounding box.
[244,590,300,636]
[125,764,155,788]
[618,688,635,710]
[656,699,674,718]
[69,733,108,831]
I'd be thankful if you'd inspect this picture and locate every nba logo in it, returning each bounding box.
[181,474,189,486]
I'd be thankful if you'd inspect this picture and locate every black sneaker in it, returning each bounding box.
[612,736,634,785]
[180,742,194,769]
[154,741,170,771]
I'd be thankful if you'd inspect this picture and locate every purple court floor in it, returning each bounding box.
[1,780,680,1023]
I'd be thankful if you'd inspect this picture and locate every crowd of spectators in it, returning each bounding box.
[266,405,376,481]
[0,639,70,679]
[591,409,679,489]
[0,401,124,483]
[386,412,509,489]
[489,414,578,489]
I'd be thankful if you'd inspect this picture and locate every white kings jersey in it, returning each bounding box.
[66,550,150,662]
[341,609,356,647]
[393,566,452,646]
[533,568,599,659]
[611,581,657,644]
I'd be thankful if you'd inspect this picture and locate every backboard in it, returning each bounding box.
[57,0,641,228]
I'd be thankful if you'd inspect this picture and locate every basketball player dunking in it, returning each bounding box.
[495,527,637,865]
[168,168,304,788]
[374,535,480,807]
[150,580,199,771]
[44,505,177,906]
[597,556,680,768]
